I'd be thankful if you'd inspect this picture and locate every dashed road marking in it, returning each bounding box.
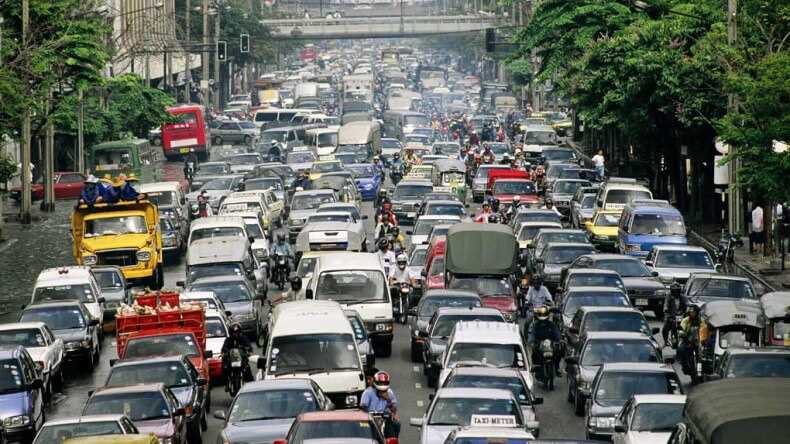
[413,366,420,372]
[0,238,18,253]
[416,400,424,407]
[415,383,422,389]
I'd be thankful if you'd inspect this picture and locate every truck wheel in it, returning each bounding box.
[377,341,392,358]
[213,136,223,145]
[410,342,421,363]
[150,264,164,290]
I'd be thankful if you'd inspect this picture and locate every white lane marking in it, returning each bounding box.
[416,400,424,407]
[415,383,422,389]
[0,238,18,253]
[413,366,420,372]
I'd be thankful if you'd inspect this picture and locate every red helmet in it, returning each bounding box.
[373,371,391,391]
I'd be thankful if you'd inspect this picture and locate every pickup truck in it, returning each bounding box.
[115,291,211,383]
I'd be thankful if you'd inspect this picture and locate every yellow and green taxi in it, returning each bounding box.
[309,160,343,181]
[584,210,621,252]
[406,164,434,181]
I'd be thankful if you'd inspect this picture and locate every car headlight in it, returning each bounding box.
[3,415,30,427]
[659,275,675,285]
[233,312,255,322]
[81,339,92,348]
[591,416,615,430]
[162,235,177,247]
[376,321,393,332]
[593,234,609,240]
[83,254,97,265]
[656,289,670,297]
[345,395,358,407]
[290,218,305,225]
[65,341,81,350]
[254,248,268,258]
[136,250,151,261]
[626,244,641,252]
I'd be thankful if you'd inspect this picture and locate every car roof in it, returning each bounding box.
[294,188,336,196]
[309,211,353,218]
[189,215,245,229]
[544,242,595,249]
[536,228,586,235]
[566,268,620,276]
[651,244,707,252]
[271,301,352,336]
[238,378,315,394]
[137,182,182,193]
[417,215,462,221]
[41,414,128,426]
[0,322,48,331]
[448,367,524,378]
[435,387,515,399]
[582,331,652,341]
[630,394,686,404]
[315,252,383,271]
[427,200,463,206]
[584,253,641,261]
[396,179,433,186]
[519,221,563,228]
[92,383,166,396]
[452,427,535,439]
[451,320,520,344]
[422,289,480,299]
[24,300,84,310]
[435,307,501,317]
[724,347,790,356]
[298,409,370,422]
[581,306,641,314]
[189,275,248,286]
[36,266,93,285]
[599,363,675,372]
[113,355,185,368]
[688,272,750,282]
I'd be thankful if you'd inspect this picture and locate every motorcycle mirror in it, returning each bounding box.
[257,356,266,368]
[531,397,543,405]
[213,410,227,420]
[204,350,213,358]
[651,271,659,277]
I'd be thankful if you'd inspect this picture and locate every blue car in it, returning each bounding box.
[347,163,382,200]
[618,199,688,258]
[0,346,45,443]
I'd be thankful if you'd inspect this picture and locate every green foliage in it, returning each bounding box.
[0,151,17,186]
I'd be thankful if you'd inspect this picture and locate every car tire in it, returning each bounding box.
[150,264,164,290]
[427,370,438,388]
[53,367,64,393]
[574,391,586,416]
[86,347,96,370]
[188,420,203,444]
[201,408,208,431]
[213,136,223,145]
[377,341,392,358]
[567,378,574,403]
[410,341,421,363]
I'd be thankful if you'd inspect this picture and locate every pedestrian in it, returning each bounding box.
[750,203,764,255]
[591,149,605,180]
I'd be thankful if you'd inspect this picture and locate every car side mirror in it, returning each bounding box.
[213,410,227,420]
[305,289,314,300]
[89,319,100,326]
[645,260,654,267]
[651,327,660,335]
[97,297,106,304]
[362,214,369,220]
[225,310,233,317]
[409,417,424,427]
[109,358,118,367]
[176,280,186,288]
[531,397,543,405]
[421,270,427,277]
[651,271,659,277]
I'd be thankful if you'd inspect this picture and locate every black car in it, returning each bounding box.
[408,290,481,362]
[104,356,209,442]
[713,348,790,379]
[391,180,434,224]
[19,301,101,368]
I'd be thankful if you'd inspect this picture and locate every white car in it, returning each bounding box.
[295,220,366,254]
[613,394,687,444]
[30,266,105,327]
[409,215,462,247]
[0,322,64,398]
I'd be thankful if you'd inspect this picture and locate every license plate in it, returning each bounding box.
[407,212,416,218]
[179,147,190,154]
[231,361,242,368]
[635,298,648,306]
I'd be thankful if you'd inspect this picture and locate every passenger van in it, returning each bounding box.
[306,128,339,156]
[337,121,382,160]
[88,138,156,180]
[261,300,366,408]
[618,200,687,258]
[218,191,273,230]
[187,215,248,246]
[137,181,188,222]
[162,104,209,160]
[382,110,430,140]
[253,108,300,130]
[30,266,105,326]
[303,253,394,356]
[595,177,653,212]
[185,236,259,287]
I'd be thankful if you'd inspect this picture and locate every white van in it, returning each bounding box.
[30,266,105,326]
[188,215,248,246]
[261,300,366,408]
[218,191,273,230]
[304,253,394,356]
[595,178,653,212]
[306,128,339,156]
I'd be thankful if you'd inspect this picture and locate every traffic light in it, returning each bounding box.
[217,41,227,61]
[485,28,496,53]
[240,34,250,53]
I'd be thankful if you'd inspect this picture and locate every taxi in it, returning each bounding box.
[584,210,621,252]
[406,164,434,181]
[308,159,343,181]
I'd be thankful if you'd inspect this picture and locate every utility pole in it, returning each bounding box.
[727,0,742,235]
[202,0,210,109]
[77,89,84,173]
[185,0,191,103]
[20,0,31,224]
[214,7,221,110]
[41,89,54,212]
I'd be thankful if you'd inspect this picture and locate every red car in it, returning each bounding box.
[274,410,398,444]
[10,171,85,201]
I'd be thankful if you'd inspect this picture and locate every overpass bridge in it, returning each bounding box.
[262,14,513,40]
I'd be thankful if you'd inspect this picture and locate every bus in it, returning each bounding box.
[161,105,209,160]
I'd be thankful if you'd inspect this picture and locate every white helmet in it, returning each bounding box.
[513,195,521,202]
[396,253,408,263]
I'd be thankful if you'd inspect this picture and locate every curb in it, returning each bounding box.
[689,230,777,292]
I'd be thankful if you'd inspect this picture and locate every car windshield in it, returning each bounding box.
[106,362,191,388]
[316,270,386,303]
[546,247,595,265]
[656,251,714,269]
[564,293,631,317]
[518,225,555,241]
[538,232,589,246]
[146,192,173,207]
[269,333,360,374]
[244,222,264,239]
[291,419,377,442]
[554,181,589,194]
[189,281,251,304]
[202,177,235,190]
[347,165,377,178]
[188,263,245,282]
[309,214,351,223]
[316,133,338,147]
[595,372,681,407]
[348,316,368,340]
[405,115,430,126]
[585,312,649,335]
[432,315,503,338]
[434,144,460,155]
[425,205,464,218]
[486,143,509,154]
[419,297,480,318]
[393,184,432,199]
[382,139,401,149]
[687,278,755,299]
[410,249,428,267]
[0,359,25,393]
[524,131,557,145]
[492,178,537,195]
[449,343,524,368]
[206,318,227,338]
[246,179,283,191]
[287,152,316,164]
[230,389,319,422]
[85,216,147,237]
[631,403,684,432]
[595,259,651,277]
[606,189,652,205]
[581,195,596,208]
[514,212,561,224]
[728,355,790,378]
[34,422,125,443]
[631,213,686,236]
[125,334,199,358]
[581,340,658,366]
[567,275,624,290]
[0,329,46,348]
[199,164,228,175]
[292,194,336,210]
[429,397,521,426]
[20,307,85,330]
[312,162,342,173]
[441,171,465,183]
[595,213,620,227]
[445,375,530,404]
[33,284,94,303]
[221,201,261,214]
[448,277,512,297]
[296,257,317,278]
[84,392,171,422]
[771,321,790,341]
[719,327,761,349]
[190,227,244,243]
[415,218,458,235]
[429,257,445,277]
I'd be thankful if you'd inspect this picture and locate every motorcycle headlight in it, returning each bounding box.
[3,415,30,427]
[136,250,151,261]
[83,254,97,265]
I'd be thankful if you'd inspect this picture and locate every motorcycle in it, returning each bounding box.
[389,164,403,185]
[226,348,245,396]
[678,327,702,385]
[539,339,556,390]
[371,411,393,439]
[184,162,195,186]
[392,283,411,324]
[272,254,289,291]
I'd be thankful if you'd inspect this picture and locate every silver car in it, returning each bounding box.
[91,265,129,317]
[211,120,258,145]
[287,189,338,241]
[185,174,245,212]
[645,244,717,286]
[345,310,375,371]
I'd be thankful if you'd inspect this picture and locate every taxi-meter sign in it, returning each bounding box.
[470,415,517,427]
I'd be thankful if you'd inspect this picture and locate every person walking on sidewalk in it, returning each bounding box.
[591,149,605,180]
[750,203,765,255]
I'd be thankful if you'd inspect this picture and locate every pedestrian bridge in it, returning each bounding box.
[262,14,512,39]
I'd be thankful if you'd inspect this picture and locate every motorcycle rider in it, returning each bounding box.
[506,195,524,221]
[360,371,400,438]
[221,323,254,387]
[541,198,562,217]
[271,233,293,283]
[197,190,210,218]
[388,226,406,252]
[183,148,198,183]
[677,305,710,381]
[372,156,384,177]
[527,306,562,376]
[389,253,417,286]
[474,202,494,223]
[268,140,282,163]
[376,238,397,276]
[293,171,311,190]
[523,275,553,324]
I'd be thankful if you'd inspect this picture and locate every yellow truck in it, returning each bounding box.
[71,200,163,288]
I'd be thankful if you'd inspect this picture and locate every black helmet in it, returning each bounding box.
[487,214,498,223]
[230,322,243,335]
[378,238,389,250]
[531,276,543,288]
[390,226,400,236]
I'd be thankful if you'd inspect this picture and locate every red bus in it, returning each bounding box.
[299,46,317,63]
[161,104,209,160]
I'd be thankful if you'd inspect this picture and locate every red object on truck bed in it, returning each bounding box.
[486,169,531,189]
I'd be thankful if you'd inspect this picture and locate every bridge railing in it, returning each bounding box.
[261,14,510,27]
